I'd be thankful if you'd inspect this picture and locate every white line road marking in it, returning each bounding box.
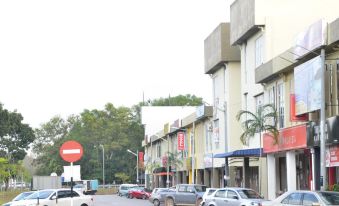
[63,149,81,154]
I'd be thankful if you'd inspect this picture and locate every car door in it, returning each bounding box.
[185,185,198,205]
[225,190,241,206]
[213,189,227,206]
[280,192,303,206]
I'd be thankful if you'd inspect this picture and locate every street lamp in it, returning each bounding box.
[99,145,105,188]
[127,149,139,184]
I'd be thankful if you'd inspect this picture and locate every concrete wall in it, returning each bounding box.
[204,23,240,74]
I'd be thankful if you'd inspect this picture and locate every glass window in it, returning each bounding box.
[237,189,261,199]
[213,119,219,149]
[215,190,226,198]
[282,193,302,205]
[194,185,206,192]
[227,190,238,199]
[187,185,195,193]
[318,192,339,204]
[302,193,319,205]
[255,94,264,113]
[277,83,285,128]
[178,185,186,192]
[26,190,54,199]
[57,191,68,199]
[255,35,264,67]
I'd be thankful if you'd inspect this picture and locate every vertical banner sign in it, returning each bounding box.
[177,132,185,150]
[138,152,144,168]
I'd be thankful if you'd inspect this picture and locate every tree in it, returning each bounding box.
[236,103,279,194]
[0,104,35,163]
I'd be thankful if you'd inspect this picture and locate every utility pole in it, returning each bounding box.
[320,48,327,190]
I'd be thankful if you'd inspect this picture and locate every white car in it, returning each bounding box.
[11,189,94,206]
[262,190,339,206]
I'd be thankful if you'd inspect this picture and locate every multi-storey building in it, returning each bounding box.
[230,0,339,199]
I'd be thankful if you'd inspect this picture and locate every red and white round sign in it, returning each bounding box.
[59,140,84,163]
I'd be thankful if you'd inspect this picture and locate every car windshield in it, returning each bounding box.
[318,192,339,204]
[195,186,207,192]
[237,189,261,199]
[25,190,54,199]
[207,189,216,195]
[13,192,34,201]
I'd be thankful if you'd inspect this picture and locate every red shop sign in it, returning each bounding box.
[326,145,339,167]
[263,124,307,153]
[177,132,185,151]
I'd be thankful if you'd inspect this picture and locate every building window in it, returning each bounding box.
[213,119,220,149]
[156,143,161,158]
[268,86,275,105]
[255,94,264,112]
[255,35,264,67]
[277,83,285,128]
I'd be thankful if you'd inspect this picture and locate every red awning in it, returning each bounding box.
[153,172,174,176]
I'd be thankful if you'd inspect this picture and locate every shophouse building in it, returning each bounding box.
[229,0,339,200]
[205,23,259,190]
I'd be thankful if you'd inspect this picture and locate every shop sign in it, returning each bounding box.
[326,145,339,167]
[263,124,307,153]
[177,132,185,151]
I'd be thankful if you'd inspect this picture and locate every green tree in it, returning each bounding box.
[0,104,35,162]
[236,103,279,194]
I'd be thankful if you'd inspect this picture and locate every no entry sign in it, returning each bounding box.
[59,141,84,163]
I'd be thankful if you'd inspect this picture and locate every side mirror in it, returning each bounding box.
[50,195,57,200]
[232,195,239,200]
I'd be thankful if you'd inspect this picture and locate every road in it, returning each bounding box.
[93,194,153,206]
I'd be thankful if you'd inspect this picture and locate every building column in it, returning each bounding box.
[267,154,276,200]
[212,168,219,188]
[286,151,297,191]
[243,157,250,188]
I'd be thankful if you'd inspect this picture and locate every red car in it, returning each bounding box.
[128,188,151,199]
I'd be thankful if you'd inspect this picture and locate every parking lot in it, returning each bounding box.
[94,194,153,206]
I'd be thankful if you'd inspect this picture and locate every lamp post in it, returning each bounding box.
[127,149,139,184]
[99,144,105,188]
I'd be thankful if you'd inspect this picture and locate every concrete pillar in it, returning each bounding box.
[267,154,276,200]
[243,157,250,188]
[213,168,219,188]
[286,151,297,191]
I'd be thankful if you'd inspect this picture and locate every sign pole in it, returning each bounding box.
[71,162,73,206]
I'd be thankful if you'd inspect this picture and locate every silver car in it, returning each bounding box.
[204,187,264,206]
[262,190,339,206]
[149,188,175,206]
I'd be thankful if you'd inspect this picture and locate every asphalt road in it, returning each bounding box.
[93,194,153,206]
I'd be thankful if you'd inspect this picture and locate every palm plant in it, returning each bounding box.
[236,103,279,195]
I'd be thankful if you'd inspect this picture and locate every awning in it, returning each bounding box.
[153,172,174,176]
[214,148,265,158]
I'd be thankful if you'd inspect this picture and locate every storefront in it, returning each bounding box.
[264,124,310,200]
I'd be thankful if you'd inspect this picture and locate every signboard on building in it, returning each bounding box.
[326,145,339,167]
[177,132,185,151]
[294,56,322,115]
[294,19,327,59]
[263,124,307,153]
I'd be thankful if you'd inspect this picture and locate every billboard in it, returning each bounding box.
[294,56,322,115]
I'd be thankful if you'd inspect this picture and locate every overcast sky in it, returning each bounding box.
[0,0,231,128]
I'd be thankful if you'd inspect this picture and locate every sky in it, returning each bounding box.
[0,0,231,128]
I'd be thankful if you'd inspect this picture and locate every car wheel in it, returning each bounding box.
[165,198,175,206]
[80,204,88,206]
[129,194,133,199]
[153,199,160,206]
[142,194,147,200]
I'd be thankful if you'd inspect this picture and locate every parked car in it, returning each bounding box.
[149,188,175,206]
[204,187,265,206]
[128,188,151,199]
[200,188,217,206]
[165,184,207,206]
[10,189,94,206]
[2,191,34,206]
[262,190,339,206]
[118,184,138,197]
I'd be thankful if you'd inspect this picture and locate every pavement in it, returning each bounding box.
[93,194,153,206]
